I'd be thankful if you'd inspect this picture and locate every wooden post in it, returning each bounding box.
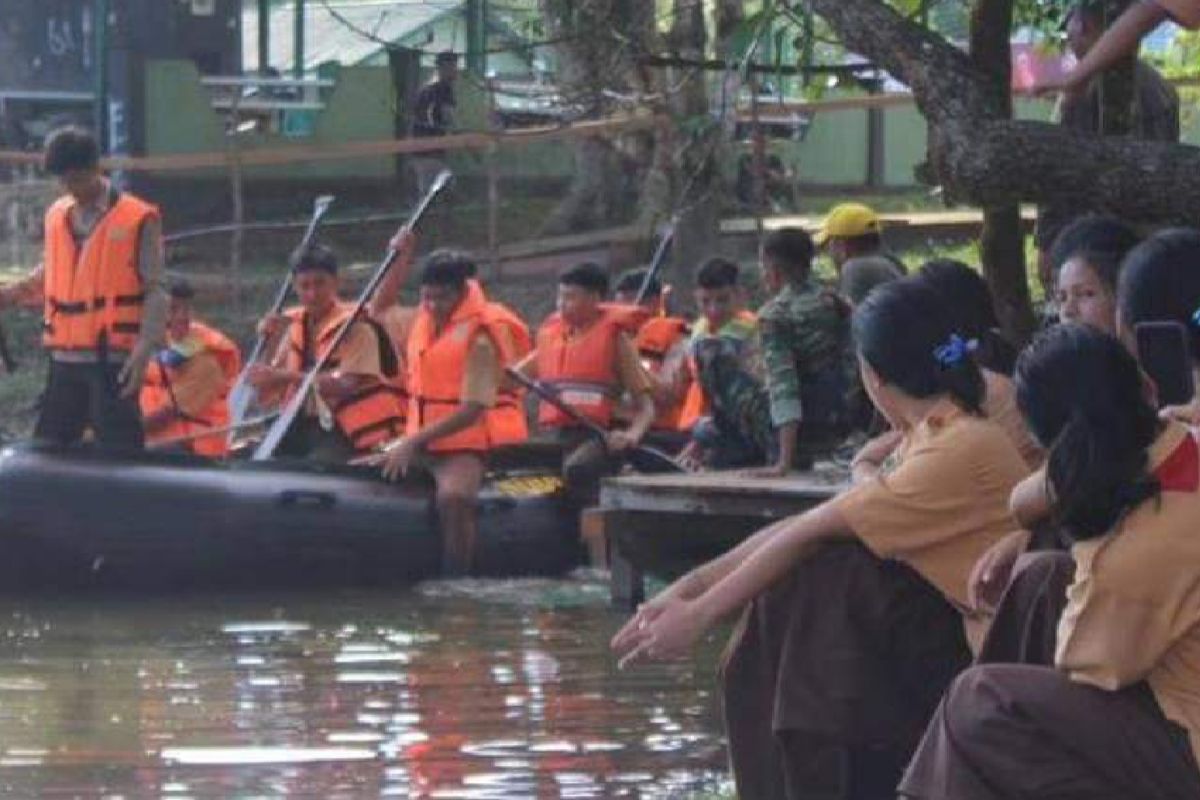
[257,0,270,72]
[750,77,766,241]
[486,77,500,279]
[293,0,306,79]
[228,92,245,322]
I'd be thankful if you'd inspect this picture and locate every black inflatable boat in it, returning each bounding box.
[0,442,578,591]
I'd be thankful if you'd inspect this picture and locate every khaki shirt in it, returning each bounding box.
[982,370,1044,468]
[1056,423,1200,767]
[835,401,1030,650]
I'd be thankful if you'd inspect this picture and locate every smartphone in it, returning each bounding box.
[1136,322,1195,408]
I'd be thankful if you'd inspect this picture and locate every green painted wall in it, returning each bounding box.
[144,60,394,180]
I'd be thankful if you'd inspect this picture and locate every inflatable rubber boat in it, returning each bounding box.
[0,442,578,591]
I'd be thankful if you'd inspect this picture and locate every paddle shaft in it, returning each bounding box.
[504,367,683,473]
[634,219,676,306]
[146,413,278,451]
[253,176,449,461]
[227,196,334,426]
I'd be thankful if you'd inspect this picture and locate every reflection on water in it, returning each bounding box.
[0,572,730,797]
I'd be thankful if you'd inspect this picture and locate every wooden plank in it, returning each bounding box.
[720,207,1037,236]
[600,466,847,519]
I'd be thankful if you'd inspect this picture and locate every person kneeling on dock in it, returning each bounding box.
[612,268,692,453]
[512,262,656,507]
[379,250,528,575]
[140,280,241,456]
[247,244,405,462]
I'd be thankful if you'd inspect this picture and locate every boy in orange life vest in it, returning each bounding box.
[33,126,169,451]
[140,280,241,456]
[510,262,656,505]
[378,250,528,575]
[612,268,692,450]
[246,244,404,462]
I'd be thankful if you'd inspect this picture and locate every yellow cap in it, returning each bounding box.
[814,203,882,245]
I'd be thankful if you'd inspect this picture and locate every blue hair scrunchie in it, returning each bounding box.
[1191,307,1200,329]
[933,333,979,368]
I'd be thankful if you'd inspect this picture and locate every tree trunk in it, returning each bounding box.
[810,0,1200,222]
[968,0,1034,343]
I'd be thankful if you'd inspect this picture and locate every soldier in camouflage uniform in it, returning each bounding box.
[693,228,852,474]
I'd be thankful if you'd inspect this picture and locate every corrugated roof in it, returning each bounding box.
[243,0,461,72]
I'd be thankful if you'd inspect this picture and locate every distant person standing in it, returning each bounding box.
[1033,0,1179,297]
[410,50,459,197]
[813,203,905,306]
[34,127,168,451]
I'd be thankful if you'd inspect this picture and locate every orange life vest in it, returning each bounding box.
[636,315,691,431]
[140,321,241,457]
[43,191,157,352]
[535,306,639,429]
[678,309,758,430]
[284,302,406,453]
[407,282,529,453]
[479,285,533,433]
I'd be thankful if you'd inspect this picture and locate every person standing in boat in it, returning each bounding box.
[139,279,241,457]
[612,268,692,453]
[378,250,529,575]
[510,262,657,507]
[247,244,405,462]
[34,126,168,451]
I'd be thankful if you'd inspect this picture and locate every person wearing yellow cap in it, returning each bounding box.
[813,203,906,306]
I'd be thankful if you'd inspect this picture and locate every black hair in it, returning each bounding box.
[168,278,196,301]
[918,259,1018,375]
[1118,227,1200,363]
[43,126,100,176]
[435,50,459,65]
[615,268,661,299]
[420,249,477,288]
[840,232,884,255]
[852,277,985,415]
[559,261,609,296]
[292,243,339,275]
[762,227,815,280]
[1015,324,1160,542]
[1048,214,1140,286]
[696,257,739,290]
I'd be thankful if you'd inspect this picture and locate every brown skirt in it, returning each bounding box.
[720,541,971,800]
[901,551,1200,799]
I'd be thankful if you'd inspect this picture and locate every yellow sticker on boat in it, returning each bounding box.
[492,475,564,497]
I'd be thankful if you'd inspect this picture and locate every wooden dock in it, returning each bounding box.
[594,465,849,607]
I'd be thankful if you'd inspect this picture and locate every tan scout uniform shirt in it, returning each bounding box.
[835,401,1031,650]
[1056,423,1200,766]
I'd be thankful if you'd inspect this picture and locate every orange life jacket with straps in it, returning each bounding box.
[283,302,406,453]
[43,190,157,353]
[635,315,691,431]
[535,305,643,429]
[140,321,241,456]
[406,282,529,453]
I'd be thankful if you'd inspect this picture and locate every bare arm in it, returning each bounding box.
[1062,1,1167,93]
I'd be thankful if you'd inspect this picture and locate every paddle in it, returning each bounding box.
[146,412,279,452]
[227,194,335,434]
[504,366,685,474]
[634,216,677,305]
[252,172,452,461]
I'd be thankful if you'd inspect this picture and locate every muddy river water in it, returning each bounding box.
[0,573,730,798]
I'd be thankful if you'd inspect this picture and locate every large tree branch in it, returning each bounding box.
[811,0,1200,226]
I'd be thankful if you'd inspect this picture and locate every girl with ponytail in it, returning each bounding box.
[902,323,1200,800]
[612,277,1031,798]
